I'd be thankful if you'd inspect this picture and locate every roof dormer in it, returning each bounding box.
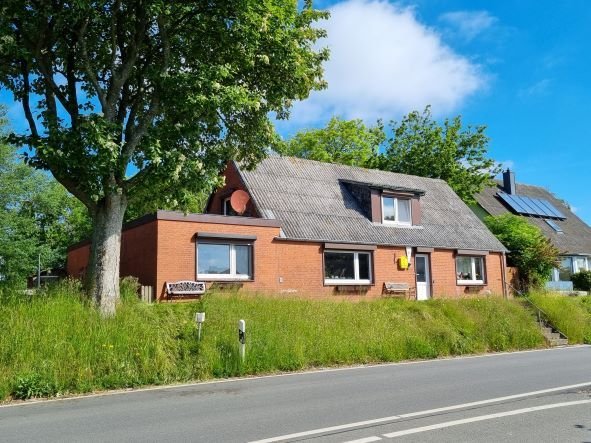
[340,179,425,226]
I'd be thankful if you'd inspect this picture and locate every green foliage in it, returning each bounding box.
[528,292,591,344]
[0,1,329,213]
[0,286,544,401]
[282,107,499,204]
[0,2,329,306]
[571,271,591,292]
[12,373,57,400]
[485,214,560,290]
[377,106,500,203]
[281,117,385,167]
[119,276,141,303]
[0,115,91,285]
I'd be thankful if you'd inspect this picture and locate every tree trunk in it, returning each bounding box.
[85,193,127,317]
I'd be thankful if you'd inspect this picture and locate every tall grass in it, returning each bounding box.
[0,284,545,401]
[528,291,591,344]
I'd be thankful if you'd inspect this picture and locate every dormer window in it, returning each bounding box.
[381,195,412,225]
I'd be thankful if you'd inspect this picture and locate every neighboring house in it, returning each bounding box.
[68,157,508,300]
[474,169,591,291]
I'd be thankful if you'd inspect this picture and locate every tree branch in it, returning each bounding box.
[66,33,80,129]
[78,20,107,110]
[104,7,148,121]
[52,171,96,210]
[19,59,39,139]
[124,163,154,192]
[119,14,169,179]
[120,95,160,180]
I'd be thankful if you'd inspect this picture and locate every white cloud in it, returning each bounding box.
[438,10,498,41]
[518,78,551,98]
[283,0,486,127]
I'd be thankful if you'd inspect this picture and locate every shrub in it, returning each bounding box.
[484,214,559,290]
[571,271,591,291]
[120,276,141,303]
[12,373,57,400]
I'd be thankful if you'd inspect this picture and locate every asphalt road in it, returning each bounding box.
[1,346,590,442]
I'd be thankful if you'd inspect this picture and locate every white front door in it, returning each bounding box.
[415,254,431,300]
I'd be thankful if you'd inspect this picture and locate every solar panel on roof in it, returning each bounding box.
[497,193,566,220]
[536,198,565,219]
[521,196,547,216]
[498,193,529,213]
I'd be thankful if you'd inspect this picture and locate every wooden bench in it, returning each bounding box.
[165,281,206,300]
[383,282,412,299]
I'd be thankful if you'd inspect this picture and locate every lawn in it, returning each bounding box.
[528,291,591,344]
[0,280,545,401]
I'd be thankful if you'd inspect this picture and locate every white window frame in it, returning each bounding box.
[456,256,485,285]
[197,242,252,280]
[324,250,372,285]
[381,195,412,226]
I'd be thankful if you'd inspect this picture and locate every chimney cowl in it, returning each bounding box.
[502,169,516,195]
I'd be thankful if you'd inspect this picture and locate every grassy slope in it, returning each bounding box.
[0,284,545,401]
[528,292,591,344]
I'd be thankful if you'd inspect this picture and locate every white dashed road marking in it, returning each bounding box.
[381,399,591,438]
[250,381,591,443]
[343,437,382,443]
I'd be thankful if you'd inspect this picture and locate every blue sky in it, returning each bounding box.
[2,1,590,223]
[275,0,591,224]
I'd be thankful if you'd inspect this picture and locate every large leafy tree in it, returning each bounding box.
[0,1,328,315]
[484,214,560,290]
[281,117,385,167]
[377,106,500,203]
[0,117,90,286]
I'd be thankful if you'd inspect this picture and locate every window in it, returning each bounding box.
[558,257,573,281]
[324,251,372,285]
[381,196,411,225]
[223,198,237,216]
[197,242,252,280]
[545,219,563,233]
[574,257,588,274]
[456,256,485,284]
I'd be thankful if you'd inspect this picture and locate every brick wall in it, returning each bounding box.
[120,221,158,288]
[155,218,282,299]
[274,243,504,299]
[66,242,91,279]
[67,214,506,301]
[66,219,158,288]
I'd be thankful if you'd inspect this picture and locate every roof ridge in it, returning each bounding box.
[261,155,448,184]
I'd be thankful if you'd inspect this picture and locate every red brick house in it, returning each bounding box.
[68,156,509,300]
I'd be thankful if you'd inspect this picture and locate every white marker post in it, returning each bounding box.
[195,312,205,341]
[238,319,246,363]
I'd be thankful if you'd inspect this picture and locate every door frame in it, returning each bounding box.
[415,253,432,300]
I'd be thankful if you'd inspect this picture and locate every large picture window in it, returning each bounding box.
[381,196,411,225]
[456,256,485,284]
[197,242,252,280]
[324,251,372,285]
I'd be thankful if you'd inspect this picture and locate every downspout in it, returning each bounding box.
[501,251,508,299]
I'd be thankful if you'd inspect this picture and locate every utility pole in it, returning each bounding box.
[37,254,41,289]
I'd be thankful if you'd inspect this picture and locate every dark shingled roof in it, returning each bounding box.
[476,181,591,255]
[235,156,507,252]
